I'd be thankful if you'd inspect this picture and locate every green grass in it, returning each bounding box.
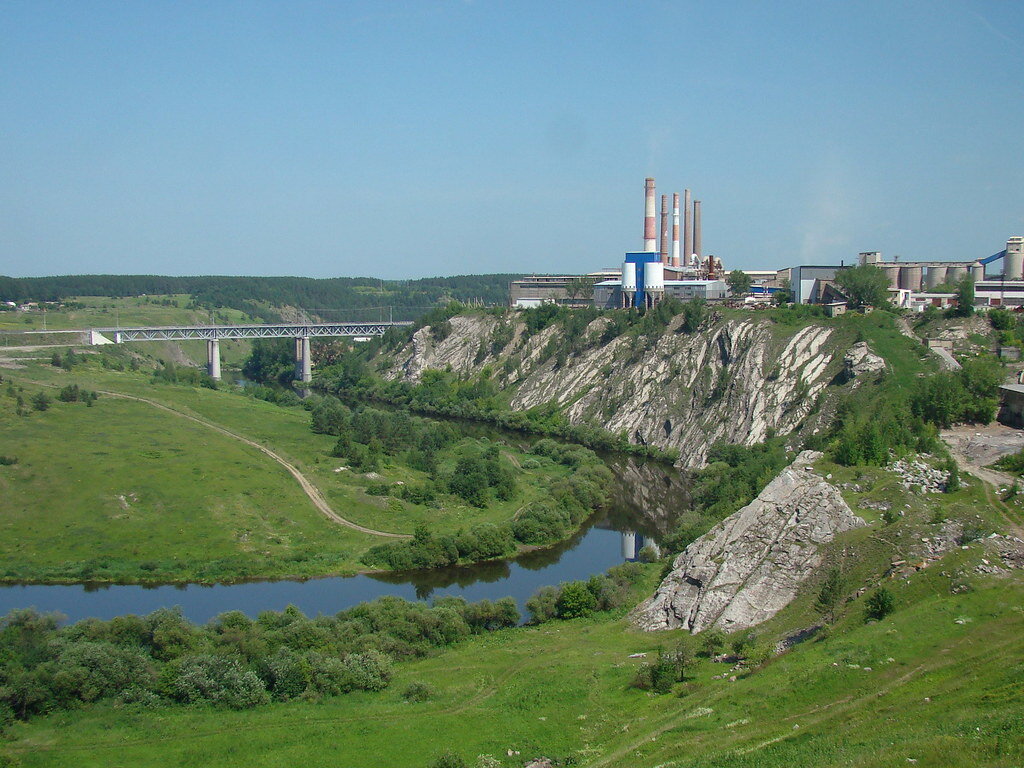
[3,561,1020,767]
[0,377,377,583]
[0,359,584,583]
[0,295,252,333]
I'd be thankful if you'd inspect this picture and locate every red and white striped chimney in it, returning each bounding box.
[643,178,657,252]
[671,193,680,267]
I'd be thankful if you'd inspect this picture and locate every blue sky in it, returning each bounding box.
[2,1,1022,278]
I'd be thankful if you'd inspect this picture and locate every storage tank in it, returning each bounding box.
[644,261,665,293]
[621,261,637,292]
[971,262,985,282]
[925,266,947,290]
[1006,237,1024,280]
[947,265,968,285]
[899,266,923,291]
[883,265,901,290]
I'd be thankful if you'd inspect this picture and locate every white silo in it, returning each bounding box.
[621,261,637,308]
[971,262,985,282]
[644,261,665,307]
[1006,237,1024,280]
[883,265,900,290]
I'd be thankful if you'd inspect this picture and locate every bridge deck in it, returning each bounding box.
[92,322,413,342]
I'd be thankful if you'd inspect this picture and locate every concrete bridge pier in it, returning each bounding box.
[294,337,303,380]
[300,336,312,383]
[207,338,221,380]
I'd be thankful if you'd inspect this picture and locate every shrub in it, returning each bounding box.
[556,581,597,619]
[166,654,270,709]
[402,681,433,702]
[429,750,467,768]
[700,628,726,657]
[864,588,895,622]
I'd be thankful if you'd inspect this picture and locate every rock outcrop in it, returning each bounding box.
[844,341,885,378]
[632,451,865,633]
[385,313,861,468]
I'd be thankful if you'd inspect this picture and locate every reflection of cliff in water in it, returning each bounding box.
[365,428,692,601]
[601,455,691,539]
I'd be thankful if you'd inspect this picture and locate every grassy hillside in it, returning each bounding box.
[0,354,594,583]
[2,540,1020,767]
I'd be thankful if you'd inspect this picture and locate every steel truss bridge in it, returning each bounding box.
[88,321,413,382]
[92,322,411,343]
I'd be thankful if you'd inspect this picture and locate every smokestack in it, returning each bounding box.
[643,178,657,252]
[659,194,669,263]
[683,189,693,265]
[671,193,680,267]
[694,200,702,260]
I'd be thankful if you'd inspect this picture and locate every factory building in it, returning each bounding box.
[509,270,619,308]
[511,176,723,310]
[595,177,724,309]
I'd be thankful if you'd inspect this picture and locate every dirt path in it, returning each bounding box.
[96,388,410,539]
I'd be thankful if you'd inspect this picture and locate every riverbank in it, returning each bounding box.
[0,360,685,586]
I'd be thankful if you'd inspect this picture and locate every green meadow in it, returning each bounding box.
[0,356,579,584]
[3,561,1020,768]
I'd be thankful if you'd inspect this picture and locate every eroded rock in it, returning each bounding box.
[632,451,866,633]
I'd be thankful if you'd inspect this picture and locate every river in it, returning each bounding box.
[0,449,689,624]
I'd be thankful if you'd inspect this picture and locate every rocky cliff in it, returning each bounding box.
[384,311,861,467]
[631,451,865,633]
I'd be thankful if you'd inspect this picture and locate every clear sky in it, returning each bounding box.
[2,1,1022,278]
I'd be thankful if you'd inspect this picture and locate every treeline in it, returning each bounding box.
[525,562,647,622]
[361,438,612,571]
[0,595,518,725]
[0,274,522,322]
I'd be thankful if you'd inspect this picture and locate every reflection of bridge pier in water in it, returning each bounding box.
[617,530,660,562]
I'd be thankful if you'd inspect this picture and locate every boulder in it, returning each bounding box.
[632,451,865,633]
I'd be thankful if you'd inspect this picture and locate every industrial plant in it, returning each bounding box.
[508,177,1024,314]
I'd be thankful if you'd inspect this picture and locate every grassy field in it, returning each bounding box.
[0,356,576,584]
[0,295,252,333]
[2,550,1020,767]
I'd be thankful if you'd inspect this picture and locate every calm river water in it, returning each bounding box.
[0,452,689,624]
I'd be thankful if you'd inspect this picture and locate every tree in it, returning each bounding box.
[565,276,596,302]
[951,276,975,317]
[30,392,50,411]
[834,264,890,308]
[864,587,895,622]
[773,278,792,305]
[726,270,753,297]
[814,567,845,623]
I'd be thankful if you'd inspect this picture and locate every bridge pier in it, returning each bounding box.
[300,336,311,383]
[207,338,221,380]
[294,337,303,380]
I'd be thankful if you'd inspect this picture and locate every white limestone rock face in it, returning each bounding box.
[844,341,885,377]
[632,451,866,633]
[383,313,861,468]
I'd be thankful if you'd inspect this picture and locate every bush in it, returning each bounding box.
[402,681,433,702]
[700,628,726,657]
[429,750,467,768]
[166,654,270,709]
[556,581,597,619]
[864,588,895,622]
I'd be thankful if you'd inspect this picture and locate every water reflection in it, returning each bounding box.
[0,440,691,623]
